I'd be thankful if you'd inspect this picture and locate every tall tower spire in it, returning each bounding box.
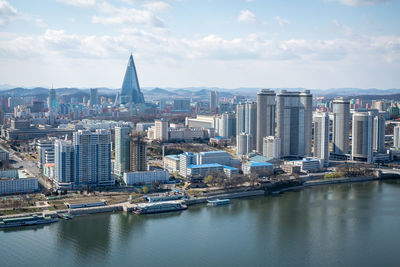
[120,54,145,105]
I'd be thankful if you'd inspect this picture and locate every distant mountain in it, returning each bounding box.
[0,84,18,90]
[0,86,399,98]
[149,87,174,95]
[0,87,49,96]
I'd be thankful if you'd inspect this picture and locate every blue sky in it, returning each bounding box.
[0,0,399,89]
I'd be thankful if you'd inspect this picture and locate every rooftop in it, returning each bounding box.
[248,161,273,167]
[248,154,271,162]
[188,163,223,169]
[223,165,238,170]
[165,154,180,160]
[198,151,229,155]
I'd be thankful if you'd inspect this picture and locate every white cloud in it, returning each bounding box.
[2,27,399,65]
[0,0,18,26]
[143,1,171,12]
[238,10,257,24]
[92,2,166,28]
[56,0,96,8]
[333,0,389,6]
[275,16,290,27]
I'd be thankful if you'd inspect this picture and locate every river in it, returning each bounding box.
[1,180,400,267]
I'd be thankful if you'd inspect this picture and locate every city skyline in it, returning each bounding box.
[0,0,399,89]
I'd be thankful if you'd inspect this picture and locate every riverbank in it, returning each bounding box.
[2,175,400,223]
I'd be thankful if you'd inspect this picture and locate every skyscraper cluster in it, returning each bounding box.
[235,89,387,166]
[237,89,313,160]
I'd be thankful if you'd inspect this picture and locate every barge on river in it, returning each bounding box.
[133,201,187,214]
[0,214,58,228]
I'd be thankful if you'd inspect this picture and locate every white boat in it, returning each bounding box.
[207,199,231,207]
[133,201,187,214]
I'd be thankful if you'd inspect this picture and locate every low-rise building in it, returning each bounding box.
[163,154,180,172]
[281,164,301,175]
[43,163,55,179]
[209,136,232,146]
[288,158,322,172]
[186,163,224,180]
[0,149,9,161]
[223,165,239,177]
[124,170,169,185]
[0,169,38,195]
[242,161,274,176]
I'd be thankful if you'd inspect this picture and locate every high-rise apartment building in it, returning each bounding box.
[236,101,257,151]
[218,112,236,137]
[114,126,131,175]
[256,89,275,153]
[37,139,54,169]
[155,119,169,142]
[300,90,313,156]
[90,88,98,107]
[373,114,386,153]
[236,103,246,136]
[130,132,147,172]
[394,126,400,148]
[210,90,219,113]
[263,136,281,159]
[276,90,312,158]
[313,112,330,167]
[54,139,74,188]
[245,102,257,150]
[352,112,373,163]
[47,88,57,109]
[332,97,350,156]
[237,133,251,156]
[73,130,113,186]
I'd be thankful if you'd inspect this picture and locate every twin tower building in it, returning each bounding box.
[237,89,313,160]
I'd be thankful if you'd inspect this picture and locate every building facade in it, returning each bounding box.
[276,90,311,158]
[73,130,113,187]
[332,97,350,156]
[352,112,374,163]
[373,114,386,153]
[210,90,219,113]
[130,133,147,172]
[262,136,281,159]
[256,89,275,153]
[114,126,131,175]
[313,112,329,167]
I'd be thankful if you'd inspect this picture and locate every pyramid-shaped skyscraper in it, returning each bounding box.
[120,54,145,104]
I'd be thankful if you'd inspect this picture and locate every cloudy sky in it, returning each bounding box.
[0,0,399,89]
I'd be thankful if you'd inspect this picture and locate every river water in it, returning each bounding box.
[1,180,400,267]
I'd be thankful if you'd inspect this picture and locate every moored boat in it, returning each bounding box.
[133,201,187,214]
[0,214,58,229]
[207,199,231,207]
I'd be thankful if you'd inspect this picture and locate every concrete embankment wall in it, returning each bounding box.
[67,205,123,215]
[304,176,375,187]
[185,190,265,205]
[268,176,382,194]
